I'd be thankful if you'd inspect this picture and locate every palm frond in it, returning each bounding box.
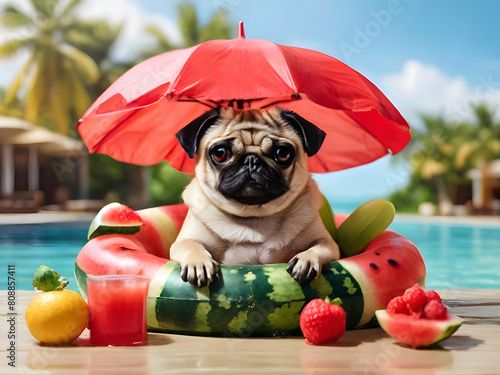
[144,24,175,51]
[68,70,92,116]
[29,0,56,20]
[200,10,232,42]
[178,3,199,46]
[64,21,123,64]
[51,62,71,134]
[5,58,33,104]
[0,37,31,57]
[60,44,100,84]
[454,141,479,170]
[473,104,494,129]
[24,60,42,123]
[59,0,84,19]
[421,159,447,180]
[0,5,35,29]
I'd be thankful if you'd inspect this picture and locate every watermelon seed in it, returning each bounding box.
[119,246,136,251]
[369,263,379,270]
[388,259,399,267]
[375,252,381,256]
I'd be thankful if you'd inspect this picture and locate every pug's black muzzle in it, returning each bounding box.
[218,153,289,205]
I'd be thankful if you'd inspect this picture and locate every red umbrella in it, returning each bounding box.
[77,22,410,173]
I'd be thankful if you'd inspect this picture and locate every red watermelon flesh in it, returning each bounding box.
[100,203,142,224]
[80,204,189,278]
[375,310,463,347]
[88,203,143,240]
[77,234,167,281]
[134,204,188,259]
[338,229,426,326]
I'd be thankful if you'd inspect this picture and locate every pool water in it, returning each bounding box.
[1,222,89,292]
[1,219,499,291]
[390,220,500,289]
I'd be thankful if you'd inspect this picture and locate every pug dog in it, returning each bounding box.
[169,106,340,288]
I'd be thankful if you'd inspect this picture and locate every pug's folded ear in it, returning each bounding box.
[280,110,326,156]
[176,107,221,158]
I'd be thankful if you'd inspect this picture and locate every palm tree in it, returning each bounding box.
[454,105,500,171]
[142,3,233,58]
[390,105,500,212]
[407,116,460,210]
[0,0,119,135]
[0,87,23,118]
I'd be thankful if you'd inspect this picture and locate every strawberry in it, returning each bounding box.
[299,298,346,345]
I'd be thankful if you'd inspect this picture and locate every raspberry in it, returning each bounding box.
[424,299,448,320]
[300,299,346,345]
[410,309,423,319]
[402,284,426,313]
[387,296,409,315]
[425,290,442,304]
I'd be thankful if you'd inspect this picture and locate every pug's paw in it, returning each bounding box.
[179,258,220,288]
[286,255,320,284]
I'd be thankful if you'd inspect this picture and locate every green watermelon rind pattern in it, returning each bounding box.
[75,260,364,337]
[88,224,142,240]
[151,261,363,337]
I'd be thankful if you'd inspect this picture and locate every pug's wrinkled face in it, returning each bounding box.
[176,107,326,217]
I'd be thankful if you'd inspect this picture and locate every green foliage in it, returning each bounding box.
[88,154,127,201]
[0,1,234,206]
[142,2,233,58]
[32,265,68,291]
[391,105,500,209]
[388,175,437,212]
[0,87,23,118]
[0,0,122,135]
[150,162,191,206]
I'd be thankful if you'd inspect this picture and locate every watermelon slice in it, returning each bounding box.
[375,309,463,348]
[88,202,143,240]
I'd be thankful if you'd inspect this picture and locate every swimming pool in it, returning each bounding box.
[1,218,499,291]
[390,219,500,290]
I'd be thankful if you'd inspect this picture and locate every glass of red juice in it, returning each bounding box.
[87,275,149,346]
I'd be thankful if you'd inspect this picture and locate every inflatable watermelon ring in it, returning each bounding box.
[75,204,426,337]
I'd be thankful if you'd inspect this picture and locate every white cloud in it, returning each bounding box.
[380,59,500,126]
[0,0,181,86]
[77,0,182,62]
[320,60,500,201]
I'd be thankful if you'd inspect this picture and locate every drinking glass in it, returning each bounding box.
[87,275,148,346]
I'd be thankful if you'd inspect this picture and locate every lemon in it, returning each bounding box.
[26,289,89,345]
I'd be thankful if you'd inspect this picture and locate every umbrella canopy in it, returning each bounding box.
[77,22,410,173]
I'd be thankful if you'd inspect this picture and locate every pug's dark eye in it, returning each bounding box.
[274,145,294,165]
[210,146,231,164]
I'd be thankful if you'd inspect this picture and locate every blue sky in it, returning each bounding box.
[141,0,500,204]
[1,0,500,207]
[141,0,500,82]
